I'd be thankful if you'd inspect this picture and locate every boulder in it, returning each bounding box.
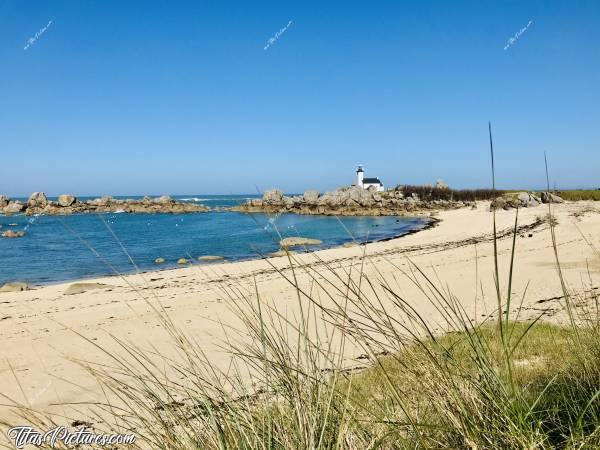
[177,258,190,265]
[541,192,564,204]
[198,255,224,262]
[303,190,320,204]
[4,201,25,214]
[490,197,507,210]
[2,230,25,238]
[64,282,114,295]
[0,195,8,208]
[280,237,323,248]
[27,192,48,208]
[262,189,284,205]
[58,194,76,207]
[517,192,530,207]
[0,282,30,293]
[154,257,166,264]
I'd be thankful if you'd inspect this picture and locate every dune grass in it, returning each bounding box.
[554,190,600,201]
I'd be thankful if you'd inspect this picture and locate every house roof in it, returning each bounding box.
[363,178,382,184]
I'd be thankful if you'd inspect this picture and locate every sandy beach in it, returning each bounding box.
[1,201,599,429]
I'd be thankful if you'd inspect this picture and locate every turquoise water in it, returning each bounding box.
[0,195,427,285]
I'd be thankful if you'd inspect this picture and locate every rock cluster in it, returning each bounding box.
[232,186,472,216]
[491,192,564,210]
[2,230,26,238]
[0,193,209,216]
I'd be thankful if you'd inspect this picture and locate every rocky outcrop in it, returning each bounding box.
[0,193,209,216]
[27,192,48,208]
[491,192,560,210]
[541,192,564,204]
[232,186,473,216]
[4,201,25,215]
[262,189,284,205]
[303,190,320,203]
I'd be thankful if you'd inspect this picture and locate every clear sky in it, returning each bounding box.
[1,0,598,196]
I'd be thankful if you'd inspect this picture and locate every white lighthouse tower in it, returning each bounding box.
[356,165,364,188]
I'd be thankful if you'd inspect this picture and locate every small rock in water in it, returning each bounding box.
[279,237,323,248]
[154,257,166,264]
[2,230,25,238]
[177,258,190,265]
[198,255,224,262]
[0,282,30,293]
[64,282,114,295]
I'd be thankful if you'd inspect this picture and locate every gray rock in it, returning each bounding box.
[27,192,48,208]
[263,189,284,205]
[0,195,8,208]
[58,194,76,207]
[517,192,530,207]
[0,282,30,293]
[64,282,114,295]
[303,190,320,203]
[541,192,564,204]
[280,237,322,248]
[198,255,224,261]
[154,257,166,264]
[4,201,25,214]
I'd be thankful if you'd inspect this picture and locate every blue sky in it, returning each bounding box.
[1,0,598,196]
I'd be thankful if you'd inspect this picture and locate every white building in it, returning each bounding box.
[355,165,384,191]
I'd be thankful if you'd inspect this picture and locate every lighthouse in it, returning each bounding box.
[355,165,384,191]
[356,165,364,188]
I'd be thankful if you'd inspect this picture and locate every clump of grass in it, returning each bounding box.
[554,190,600,201]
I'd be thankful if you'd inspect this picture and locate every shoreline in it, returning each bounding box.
[1,201,598,429]
[1,213,435,288]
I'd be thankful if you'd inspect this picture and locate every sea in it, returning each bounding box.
[0,195,428,285]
